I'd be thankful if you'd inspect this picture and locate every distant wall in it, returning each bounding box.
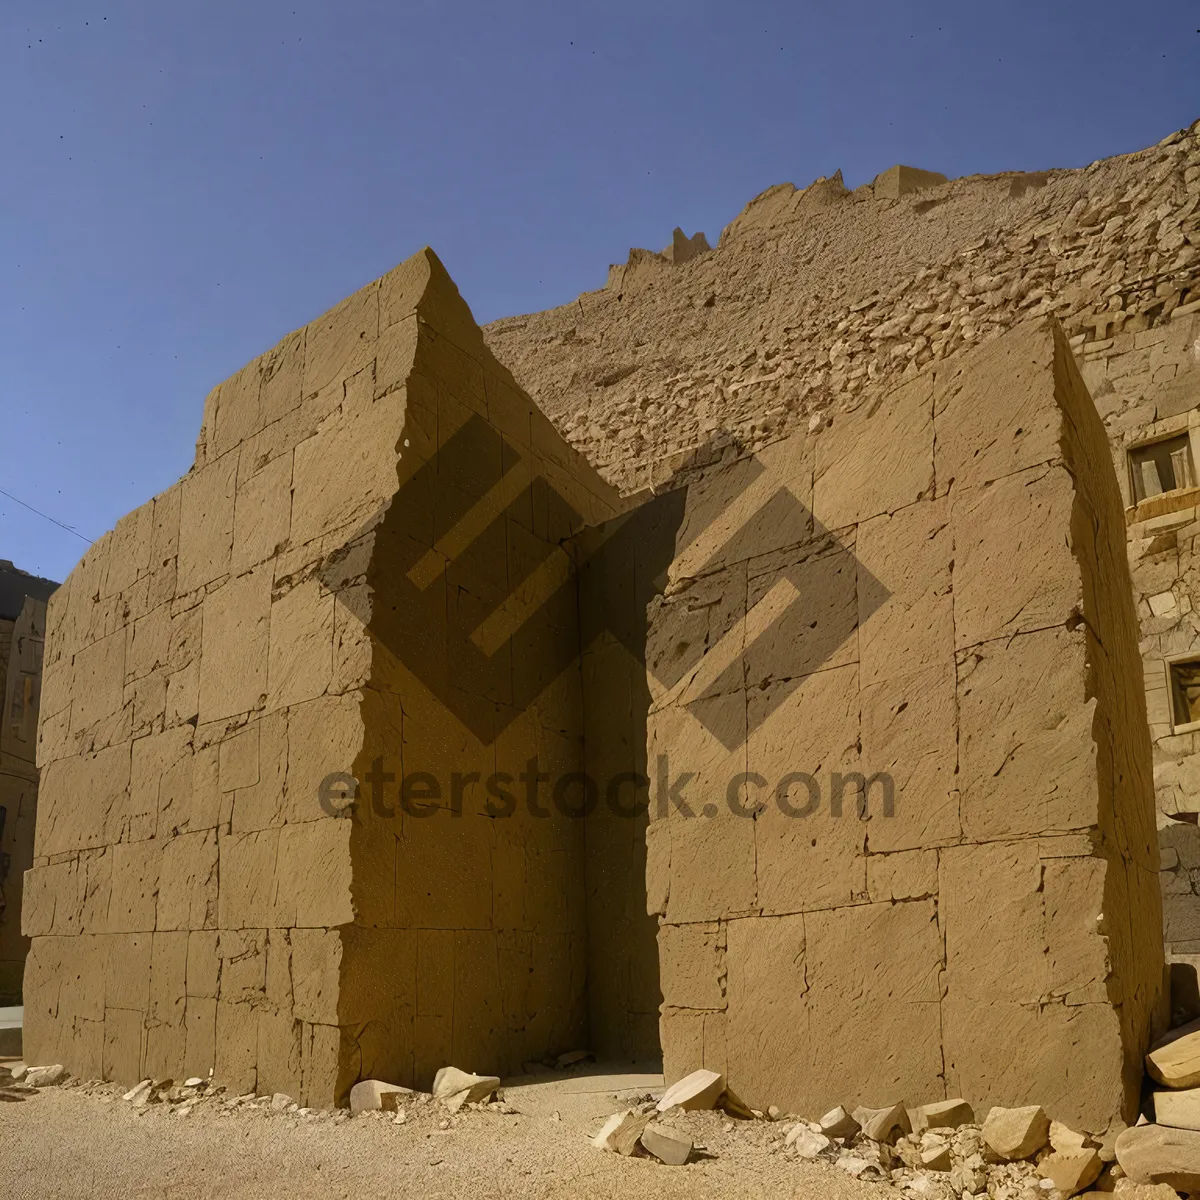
[0,594,49,1003]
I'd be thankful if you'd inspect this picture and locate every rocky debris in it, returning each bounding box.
[657,1068,725,1113]
[820,1104,862,1139]
[919,1140,952,1171]
[1147,1019,1200,1089]
[349,1079,414,1115]
[431,1067,500,1113]
[1040,1147,1103,1196]
[639,1122,694,1165]
[784,1125,831,1158]
[609,1111,652,1156]
[1107,1183,1194,1198]
[590,1111,629,1150]
[1116,1123,1200,1191]
[948,1154,989,1196]
[982,1105,1051,1161]
[912,1099,975,1132]
[1153,1086,1200,1130]
[853,1102,912,1143]
[23,1064,66,1087]
[835,1152,873,1178]
[122,1080,154,1106]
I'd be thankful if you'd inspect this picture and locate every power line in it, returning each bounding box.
[0,487,93,544]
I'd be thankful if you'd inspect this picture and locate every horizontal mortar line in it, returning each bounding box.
[468,550,574,657]
[657,574,800,711]
[407,460,534,591]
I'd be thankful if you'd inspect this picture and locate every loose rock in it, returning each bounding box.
[1146,1019,1200,1090]
[349,1079,414,1115]
[853,1102,912,1143]
[591,1111,629,1151]
[820,1104,862,1139]
[920,1141,952,1171]
[1115,1122,1200,1191]
[1040,1148,1103,1196]
[912,1098,975,1132]
[982,1105,1051,1160]
[786,1126,831,1158]
[1153,1086,1200,1131]
[122,1080,153,1106]
[610,1111,651,1156]
[640,1123,693,1165]
[24,1064,66,1088]
[656,1068,724,1113]
[431,1067,500,1113]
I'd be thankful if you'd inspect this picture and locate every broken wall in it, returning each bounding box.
[647,319,1164,1133]
[22,248,624,1104]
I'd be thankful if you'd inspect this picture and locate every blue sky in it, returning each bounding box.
[2,1,1197,583]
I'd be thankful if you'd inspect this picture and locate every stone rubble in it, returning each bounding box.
[853,1102,912,1144]
[655,1067,725,1112]
[1116,1124,1200,1192]
[1152,1086,1200,1130]
[1146,1020,1200,1089]
[349,1079,414,1115]
[639,1122,693,1165]
[983,1105,1052,1161]
[820,1104,862,1139]
[430,1067,501,1113]
[22,1064,66,1088]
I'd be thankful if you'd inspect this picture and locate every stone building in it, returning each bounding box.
[0,561,56,1004]
[21,245,1163,1132]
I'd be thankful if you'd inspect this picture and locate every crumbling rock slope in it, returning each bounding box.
[484,122,1200,493]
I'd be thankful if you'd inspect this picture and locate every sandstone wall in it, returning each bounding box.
[0,588,50,1003]
[22,248,625,1104]
[1077,310,1200,990]
[483,115,1200,978]
[646,319,1164,1133]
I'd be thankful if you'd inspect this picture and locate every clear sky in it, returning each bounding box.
[2,1,1197,583]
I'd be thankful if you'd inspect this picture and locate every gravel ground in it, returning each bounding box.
[0,1074,897,1200]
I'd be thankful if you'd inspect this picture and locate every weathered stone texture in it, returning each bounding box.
[647,320,1164,1132]
[23,219,1173,1128]
[23,248,622,1104]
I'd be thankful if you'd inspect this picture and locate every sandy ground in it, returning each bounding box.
[0,1066,897,1200]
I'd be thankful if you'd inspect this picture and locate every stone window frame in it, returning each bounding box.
[1164,651,1200,735]
[1121,409,1200,525]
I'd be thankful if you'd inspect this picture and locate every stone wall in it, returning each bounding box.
[1078,310,1200,994]
[21,253,1170,1130]
[484,115,1200,975]
[0,563,54,1004]
[646,320,1164,1133]
[21,248,625,1104]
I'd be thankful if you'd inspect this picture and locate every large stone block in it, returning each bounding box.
[652,320,1161,1131]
